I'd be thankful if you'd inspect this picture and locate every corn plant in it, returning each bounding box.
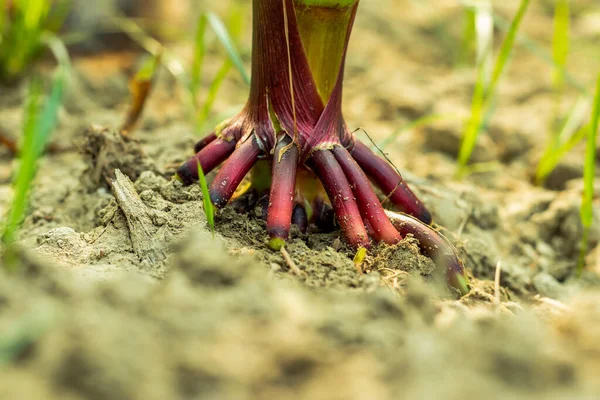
[175,0,470,296]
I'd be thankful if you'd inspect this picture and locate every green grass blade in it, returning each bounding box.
[536,96,590,183]
[41,32,71,72]
[458,62,487,168]
[487,0,529,94]
[191,14,207,108]
[578,74,600,274]
[2,68,66,245]
[492,14,588,95]
[2,80,42,244]
[110,17,163,55]
[0,0,6,34]
[473,0,493,86]
[34,72,65,156]
[197,161,215,236]
[44,0,73,33]
[459,7,477,66]
[552,0,570,92]
[197,60,233,129]
[206,12,250,85]
[542,0,571,177]
[536,125,589,184]
[458,0,530,169]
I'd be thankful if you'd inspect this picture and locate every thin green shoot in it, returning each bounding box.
[353,246,367,272]
[197,161,215,236]
[474,0,493,86]
[492,13,587,95]
[197,60,233,128]
[458,0,530,171]
[206,11,249,85]
[191,7,247,129]
[191,14,208,110]
[536,0,570,185]
[552,0,570,99]
[536,95,590,184]
[2,67,66,247]
[459,7,476,67]
[487,1,528,92]
[577,74,600,275]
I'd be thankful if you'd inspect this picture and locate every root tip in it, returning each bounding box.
[172,173,184,184]
[176,165,196,186]
[420,209,433,225]
[449,271,471,297]
[210,192,229,209]
[268,237,286,251]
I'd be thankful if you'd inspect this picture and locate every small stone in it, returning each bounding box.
[533,272,565,299]
[270,263,282,272]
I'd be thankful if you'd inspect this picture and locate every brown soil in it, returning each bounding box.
[1,0,600,398]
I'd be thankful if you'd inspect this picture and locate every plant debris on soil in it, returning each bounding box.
[1,0,600,399]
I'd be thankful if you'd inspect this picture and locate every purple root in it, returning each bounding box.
[333,146,401,245]
[351,141,432,224]
[209,137,262,208]
[310,150,370,249]
[177,138,236,185]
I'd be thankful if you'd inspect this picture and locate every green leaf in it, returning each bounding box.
[578,74,600,274]
[191,14,208,108]
[2,67,66,246]
[536,95,590,184]
[197,60,233,129]
[2,79,42,245]
[206,12,250,85]
[488,0,529,94]
[581,76,600,228]
[197,161,215,236]
[552,0,570,91]
[458,0,530,170]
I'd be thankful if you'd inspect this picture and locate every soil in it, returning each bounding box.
[1,0,600,398]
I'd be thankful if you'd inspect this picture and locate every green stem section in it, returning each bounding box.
[294,0,356,102]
